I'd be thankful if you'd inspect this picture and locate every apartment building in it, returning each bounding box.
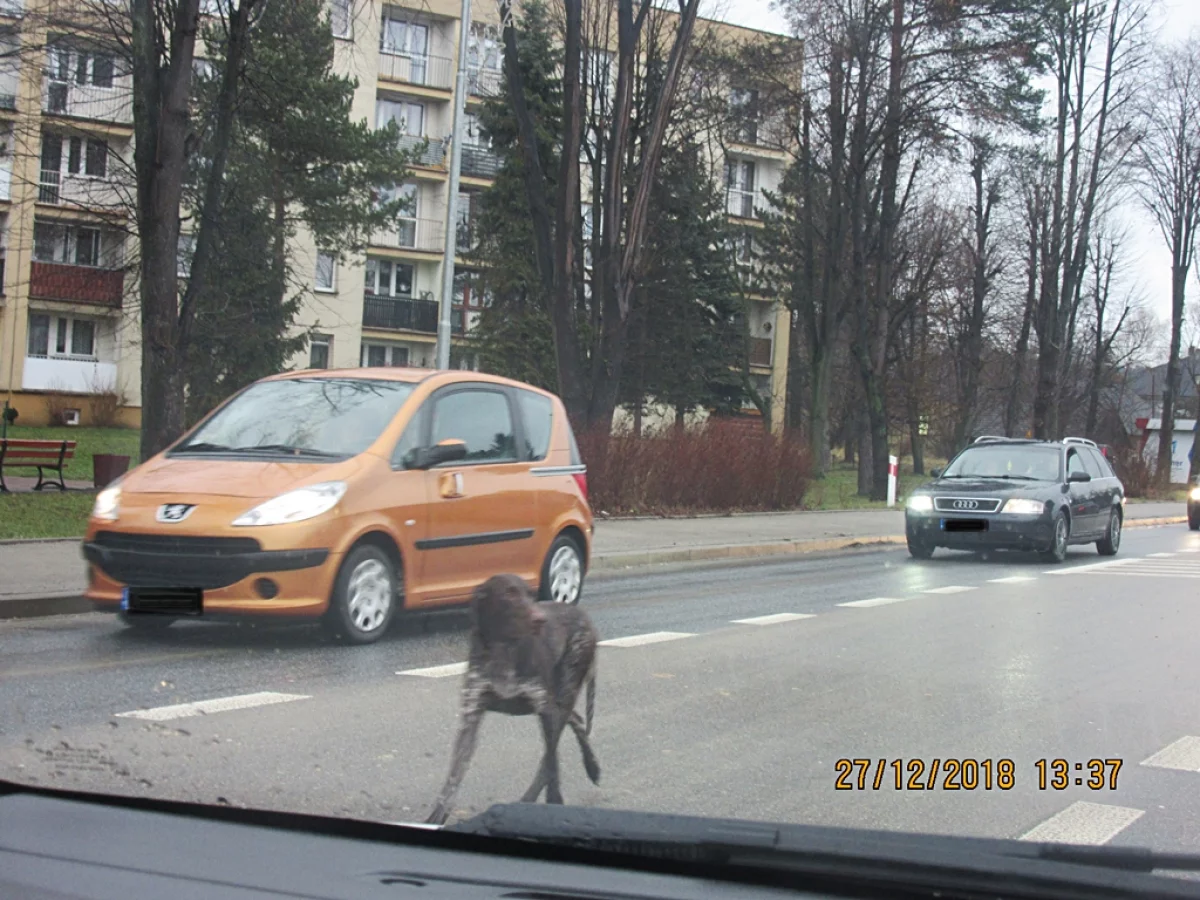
[0,0,796,433]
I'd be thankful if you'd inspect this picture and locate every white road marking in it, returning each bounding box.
[396,662,468,678]
[921,585,975,594]
[1179,548,1200,553]
[114,691,310,722]
[599,631,695,648]
[1141,736,1200,772]
[1061,558,1200,579]
[731,613,816,625]
[838,597,907,608]
[988,576,1037,584]
[1045,558,1136,575]
[1018,802,1144,845]
[1148,552,1176,558]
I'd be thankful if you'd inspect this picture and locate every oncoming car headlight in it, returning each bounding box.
[232,482,347,527]
[92,482,122,522]
[1190,486,1200,502]
[906,495,933,512]
[1002,498,1045,516]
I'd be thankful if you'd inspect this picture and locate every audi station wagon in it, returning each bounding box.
[82,369,594,644]
[904,436,1125,563]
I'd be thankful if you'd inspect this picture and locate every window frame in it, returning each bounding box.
[26,311,98,360]
[416,383,528,469]
[314,250,336,292]
[308,334,331,369]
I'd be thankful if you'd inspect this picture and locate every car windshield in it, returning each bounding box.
[941,444,1062,481]
[173,378,415,458]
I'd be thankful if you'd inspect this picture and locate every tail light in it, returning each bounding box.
[572,471,588,501]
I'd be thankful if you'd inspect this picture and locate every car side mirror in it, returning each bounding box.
[930,468,942,478]
[1068,471,1091,483]
[412,439,468,470]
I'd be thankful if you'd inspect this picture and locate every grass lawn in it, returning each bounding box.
[803,459,942,511]
[1,426,140,541]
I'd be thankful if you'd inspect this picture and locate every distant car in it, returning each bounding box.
[904,436,1125,563]
[1189,475,1200,531]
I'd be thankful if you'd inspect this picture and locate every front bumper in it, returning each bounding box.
[906,512,1052,551]
[83,531,338,617]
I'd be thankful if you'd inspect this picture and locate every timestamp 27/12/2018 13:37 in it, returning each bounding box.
[834,758,1124,791]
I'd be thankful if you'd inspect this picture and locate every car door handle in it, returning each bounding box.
[439,471,464,499]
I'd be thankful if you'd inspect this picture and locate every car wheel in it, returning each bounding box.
[1096,509,1121,556]
[540,533,585,604]
[1040,511,1070,563]
[326,544,398,645]
[117,611,175,632]
[1190,510,1200,532]
[907,536,934,560]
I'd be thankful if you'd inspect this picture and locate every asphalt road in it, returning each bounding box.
[3,524,1200,856]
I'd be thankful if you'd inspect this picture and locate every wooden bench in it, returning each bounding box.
[0,438,77,493]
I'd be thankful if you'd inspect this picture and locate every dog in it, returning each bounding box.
[425,573,600,825]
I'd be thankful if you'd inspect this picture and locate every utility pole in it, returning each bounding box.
[435,0,473,370]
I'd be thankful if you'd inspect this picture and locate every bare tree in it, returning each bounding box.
[1133,35,1200,486]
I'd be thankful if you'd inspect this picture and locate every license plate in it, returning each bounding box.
[121,587,203,616]
[941,518,987,533]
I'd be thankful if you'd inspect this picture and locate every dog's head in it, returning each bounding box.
[470,574,546,643]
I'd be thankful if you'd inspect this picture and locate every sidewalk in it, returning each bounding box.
[0,502,1186,618]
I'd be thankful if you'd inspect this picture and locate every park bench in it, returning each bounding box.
[0,438,77,493]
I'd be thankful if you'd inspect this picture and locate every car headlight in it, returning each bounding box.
[1190,487,1200,501]
[232,481,347,527]
[1002,498,1045,515]
[907,495,933,512]
[92,483,121,522]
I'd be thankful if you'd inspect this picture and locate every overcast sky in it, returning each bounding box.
[700,0,1200,355]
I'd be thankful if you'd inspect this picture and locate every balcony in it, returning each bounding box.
[749,337,773,368]
[378,51,453,90]
[726,187,759,219]
[362,293,438,333]
[39,170,128,210]
[398,133,445,167]
[461,144,501,179]
[43,79,133,125]
[371,217,445,252]
[727,113,789,151]
[30,260,124,307]
[23,356,118,393]
[0,161,10,201]
[467,67,503,99]
[0,70,17,110]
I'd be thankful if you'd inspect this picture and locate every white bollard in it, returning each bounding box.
[887,454,898,507]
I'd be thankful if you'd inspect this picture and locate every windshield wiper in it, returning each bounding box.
[172,441,235,453]
[230,444,344,458]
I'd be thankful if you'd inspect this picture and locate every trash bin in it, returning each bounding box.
[93,454,131,489]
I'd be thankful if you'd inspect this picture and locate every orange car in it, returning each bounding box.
[82,368,594,644]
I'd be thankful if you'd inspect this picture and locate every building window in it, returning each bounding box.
[364,258,414,297]
[315,251,336,292]
[85,138,107,177]
[177,233,194,278]
[362,343,410,367]
[730,88,759,144]
[48,46,116,88]
[27,313,97,359]
[330,0,351,38]
[34,222,113,267]
[309,334,331,369]
[376,98,424,136]
[725,158,757,218]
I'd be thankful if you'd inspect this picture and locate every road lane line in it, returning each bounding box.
[838,597,907,608]
[114,691,310,722]
[1018,802,1144,845]
[921,585,975,594]
[397,662,468,678]
[1148,552,1176,558]
[1141,736,1200,772]
[1045,559,1136,575]
[731,613,816,625]
[599,631,695,648]
[988,576,1036,584]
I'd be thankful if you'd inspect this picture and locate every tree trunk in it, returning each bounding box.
[1157,263,1188,487]
[809,341,835,474]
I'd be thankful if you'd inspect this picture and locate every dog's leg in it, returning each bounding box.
[426,688,486,825]
[523,709,599,800]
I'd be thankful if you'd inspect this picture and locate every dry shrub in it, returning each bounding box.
[1110,446,1153,498]
[89,388,123,427]
[576,419,812,516]
[43,392,75,426]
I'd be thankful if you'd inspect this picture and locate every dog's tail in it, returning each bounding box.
[585,658,596,737]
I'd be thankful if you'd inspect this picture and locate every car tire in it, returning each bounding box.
[1096,509,1121,556]
[1190,510,1200,532]
[117,611,175,632]
[325,544,399,645]
[1040,510,1070,563]
[907,536,934,560]
[539,533,585,604]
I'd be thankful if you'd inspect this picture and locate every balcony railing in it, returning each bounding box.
[371,216,445,252]
[39,169,129,209]
[30,260,124,306]
[749,337,773,368]
[362,293,438,333]
[398,133,445,167]
[727,113,789,150]
[726,187,758,219]
[461,144,501,178]
[0,161,10,201]
[23,356,118,393]
[467,67,503,98]
[378,51,453,90]
[456,220,478,255]
[43,79,133,124]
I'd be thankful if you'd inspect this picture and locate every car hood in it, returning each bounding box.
[116,453,373,500]
[919,478,1051,495]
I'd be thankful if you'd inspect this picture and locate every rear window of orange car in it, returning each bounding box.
[173,378,416,459]
[516,389,554,461]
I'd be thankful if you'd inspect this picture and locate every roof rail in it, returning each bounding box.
[973,435,1011,443]
[1062,436,1098,448]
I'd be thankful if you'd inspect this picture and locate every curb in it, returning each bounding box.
[1,515,1190,621]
